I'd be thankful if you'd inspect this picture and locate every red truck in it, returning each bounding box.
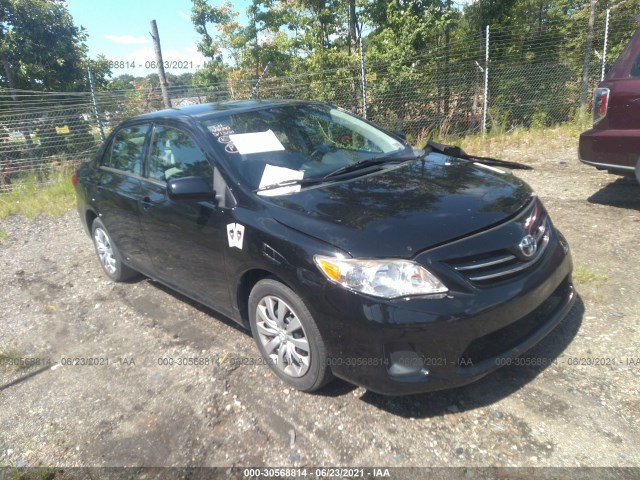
[579,28,640,184]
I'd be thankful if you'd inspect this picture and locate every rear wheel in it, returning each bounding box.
[91,218,138,282]
[249,279,333,392]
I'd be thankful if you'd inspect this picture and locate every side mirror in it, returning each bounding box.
[167,176,214,202]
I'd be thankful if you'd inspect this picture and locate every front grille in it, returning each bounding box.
[447,205,551,286]
[458,278,571,366]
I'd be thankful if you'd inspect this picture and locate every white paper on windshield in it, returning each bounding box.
[228,129,285,155]
[258,164,304,196]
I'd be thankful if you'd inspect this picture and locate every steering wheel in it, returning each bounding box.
[308,144,336,162]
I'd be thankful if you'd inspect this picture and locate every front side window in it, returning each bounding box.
[106,125,149,174]
[204,105,411,190]
[148,126,212,181]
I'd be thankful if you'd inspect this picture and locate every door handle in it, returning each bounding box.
[141,197,155,210]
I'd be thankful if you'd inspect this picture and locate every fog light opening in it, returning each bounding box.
[386,343,428,378]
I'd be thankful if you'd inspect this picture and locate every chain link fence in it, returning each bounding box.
[0,92,100,191]
[0,10,635,193]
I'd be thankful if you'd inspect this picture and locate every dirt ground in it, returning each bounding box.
[0,142,639,470]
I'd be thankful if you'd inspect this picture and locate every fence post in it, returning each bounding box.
[482,25,490,136]
[359,31,368,119]
[87,63,105,143]
[250,61,271,99]
[601,9,610,81]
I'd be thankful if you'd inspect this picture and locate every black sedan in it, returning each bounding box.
[73,100,575,395]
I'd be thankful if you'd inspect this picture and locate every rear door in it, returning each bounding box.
[92,123,150,268]
[137,122,233,313]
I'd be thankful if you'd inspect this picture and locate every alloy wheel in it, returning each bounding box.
[255,295,311,378]
[94,227,117,275]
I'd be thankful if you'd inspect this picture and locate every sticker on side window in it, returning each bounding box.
[228,130,285,155]
[227,223,245,249]
[208,124,234,137]
[225,143,238,154]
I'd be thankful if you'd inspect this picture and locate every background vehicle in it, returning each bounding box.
[579,28,640,184]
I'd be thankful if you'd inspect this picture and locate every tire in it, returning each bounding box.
[248,279,333,392]
[635,159,640,185]
[91,218,138,282]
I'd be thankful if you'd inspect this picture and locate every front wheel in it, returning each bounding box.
[248,279,333,392]
[91,218,138,282]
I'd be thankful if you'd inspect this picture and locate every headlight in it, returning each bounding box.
[314,255,448,299]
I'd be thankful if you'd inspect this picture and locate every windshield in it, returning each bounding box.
[204,104,411,193]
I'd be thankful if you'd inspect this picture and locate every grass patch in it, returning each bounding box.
[0,167,76,220]
[0,347,27,371]
[0,226,7,243]
[1,467,68,479]
[445,122,586,162]
[573,265,608,285]
[573,265,608,304]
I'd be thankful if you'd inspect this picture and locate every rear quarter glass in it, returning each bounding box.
[606,28,640,79]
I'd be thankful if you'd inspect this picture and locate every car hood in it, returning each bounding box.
[263,153,532,258]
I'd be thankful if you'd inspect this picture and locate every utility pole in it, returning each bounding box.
[150,20,171,109]
[580,0,597,120]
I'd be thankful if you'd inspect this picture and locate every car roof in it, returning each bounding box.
[130,99,325,124]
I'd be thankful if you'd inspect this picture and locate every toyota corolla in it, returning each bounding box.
[73,100,575,395]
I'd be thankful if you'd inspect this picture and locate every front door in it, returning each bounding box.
[137,123,233,314]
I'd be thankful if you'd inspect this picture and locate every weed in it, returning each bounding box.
[0,167,76,220]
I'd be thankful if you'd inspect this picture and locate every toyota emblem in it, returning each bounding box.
[519,235,538,258]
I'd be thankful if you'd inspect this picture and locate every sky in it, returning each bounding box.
[66,0,474,78]
[66,0,250,77]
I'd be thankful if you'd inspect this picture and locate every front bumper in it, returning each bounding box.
[304,229,575,395]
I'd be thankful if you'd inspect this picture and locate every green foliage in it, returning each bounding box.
[0,0,100,92]
[188,0,640,138]
[0,347,26,370]
[106,74,136,91]
[32,113,95,158]
[0,167,76,219]
[458,121,586,160]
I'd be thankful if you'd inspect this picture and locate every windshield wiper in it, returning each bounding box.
[255,177,324,193]
[423,139,533,170]
[256,155,417,192]
[322,155,413,180]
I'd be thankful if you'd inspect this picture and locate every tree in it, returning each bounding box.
[191,0,234,86]
[107,74,137,91]
[0,0,94,92]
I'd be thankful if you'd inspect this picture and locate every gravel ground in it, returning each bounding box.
[0,144,639,470]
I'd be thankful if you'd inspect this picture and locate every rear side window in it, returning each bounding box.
[104,125,149,174]
[631,53,640,77]
[148,126,212,181]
